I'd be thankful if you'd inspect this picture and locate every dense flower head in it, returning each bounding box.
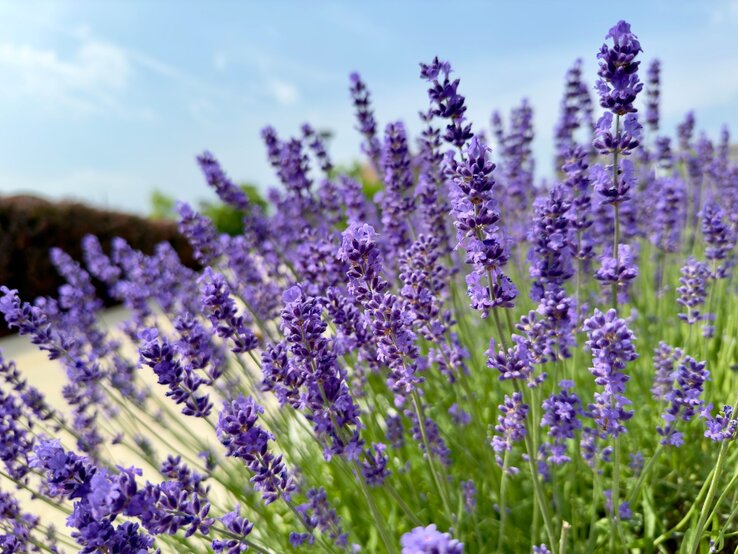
[584,309,638,437]
[138,327,213,417]
[541,381,583,464]
[420,57,473,147]
[555,58,594,163]
[177,202,222,266]
[591,158,637,205]
[651,342,683,401]
[596,20,644,115]
[492,392,529,472]
[528,185,575,300]
[280,285,363,460]
[658,356,710,446]
[212,506,254,553]
[701,202,735,274]
[216,395,295,504]
[676,258,711,325]
[349,72,382,164]
[702,404,738,442]
[199,267,259,354]
[197,150,251,211]
[645,59,661,131]
[400,524,463,554]
[380,121,415,249]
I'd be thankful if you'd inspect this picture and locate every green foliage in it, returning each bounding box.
[150,183,268,236]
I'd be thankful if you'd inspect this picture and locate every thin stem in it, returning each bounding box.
[497,449,511,552]
[411,389,453,521]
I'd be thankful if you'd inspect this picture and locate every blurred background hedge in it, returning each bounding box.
[0,195,195,335]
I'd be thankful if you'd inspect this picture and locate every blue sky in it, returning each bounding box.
[1,1,737,213]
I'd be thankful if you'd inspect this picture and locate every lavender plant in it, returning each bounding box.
[2,19,738,554]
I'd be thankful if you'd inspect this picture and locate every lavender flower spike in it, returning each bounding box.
[401,524,463,554]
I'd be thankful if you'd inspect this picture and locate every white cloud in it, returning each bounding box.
[0,39,131,113]
[710,0,738,24]
[269,79,299,106]
[214,51,228,71]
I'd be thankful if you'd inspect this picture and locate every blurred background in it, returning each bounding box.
[1,0,737,215]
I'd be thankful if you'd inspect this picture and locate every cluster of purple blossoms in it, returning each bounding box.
[527,184,575,300]
[138,327,213,418]
[349,72,382,166]
[658,356,710,446]
[554,58,595,166]
[650,176,685,254]
[651,342,683,401]
[291,487,349,548]
[487,335,545,389]
[645,59,661,132]
[216,395,296,504]
[199,268,259,354]
[400,524,463,554]
[594,243,639,300]
[177,202,222,266]
[584,309,638,437]
[491,392,529,473]
[29,438,223,551]
[591,117,641,202]
[702,404,738,442]
[419,57,473,148]
[379,121,415,250]
[541,380,583,464]
[676,258,711,325]
[338,223,422,406]
[595,20,644,115]
[701,202,735,278]
[446,137,518,313]
[279,285,364,461]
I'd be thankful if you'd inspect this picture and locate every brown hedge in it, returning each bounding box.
[0,195,195,334]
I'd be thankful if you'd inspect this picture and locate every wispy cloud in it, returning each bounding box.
[269,80,300,106]
[0,39,131,113]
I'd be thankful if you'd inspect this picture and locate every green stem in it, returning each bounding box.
[411,390,453,521]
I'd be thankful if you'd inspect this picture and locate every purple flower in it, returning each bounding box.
[555,59,594,165]
[658,356,710,446]
[702,404,738,442]
[651,342,683,401]
[447,137,518,314]
[676,258,710,325]
[379,121,415,250]
[584,309,638,437]
[462,480,476,513]
[541,381,583,464]
[280,285,363,460]
[349,72,382,166]
[491,392,529,472]
[595,20,644,115]
[645,59,661,131]
[528,185,575,300]
[138,328,213,418]
[361,443,391,486]
[400,524,463,554]
[595,244,639,298]
[533,545,552,554]
[177,202,222,266]
[216,395,295,504]
[199,268,259,354]
[604,489,632,520]
[701,202,735,276]
[212,506,254,553]
[197,150,250,210]
[419,58,473,148]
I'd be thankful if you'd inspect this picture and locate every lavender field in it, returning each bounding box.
[2,15,738,554]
